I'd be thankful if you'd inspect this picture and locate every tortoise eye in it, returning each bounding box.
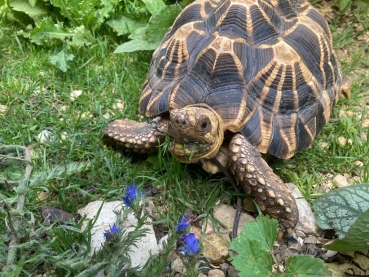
[198,120,210,132]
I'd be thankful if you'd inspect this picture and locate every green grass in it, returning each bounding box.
[1,4,369,276]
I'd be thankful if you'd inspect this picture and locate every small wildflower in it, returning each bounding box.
[103,223,122,239]
[176,216,190,232]
[180,232,200,256]
[123,185,138,207]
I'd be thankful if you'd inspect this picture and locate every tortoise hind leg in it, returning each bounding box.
[228,134,298,237]
[103,117,168,154]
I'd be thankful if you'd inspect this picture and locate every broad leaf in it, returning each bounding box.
[114,39,158,53]
[107,14,149,36]
[49,49,75,72]
[313,183,369,237]
[30,18,72,45]
[142,0,166,15]
[282,255,331,277]
[145,5,182,43]
[9,0,48,23]
[324,208,369,251]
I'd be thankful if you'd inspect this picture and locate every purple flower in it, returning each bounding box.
[176,216,190,233]
[103,223,122,239]
[180,232,200,256]
[123,185,138,206]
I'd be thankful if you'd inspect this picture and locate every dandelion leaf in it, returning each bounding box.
[145,5,182,43]
[142,0,166,15]
[107,14,149,36]
[49,49,75,72]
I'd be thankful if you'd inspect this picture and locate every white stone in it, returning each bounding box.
[0,104,8,116]
[158,234,168,252]
[286,183,320,238]
[333,174,349,188]
[78,201,159,269]
[70,90,82,101]
[37,130,53,144]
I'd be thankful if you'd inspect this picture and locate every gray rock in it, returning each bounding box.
[172,257,185,273]
[78,201,159,269]
[286,183,320,238]
[208,269,225,277]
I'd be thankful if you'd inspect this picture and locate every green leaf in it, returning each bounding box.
[114,39,158,53]
[9,0,48,23]
[229,215,277,277]
[70,26,94,47]
[28,0,37,7]
[49,49,75,72]
[281,255,332,277]
[145,4,182,43]
[324,208,369,251]
[30,17,72,45]
[142,0,166,15]
[107,14,149,36]
[313,184,369,238]
[339,0,352,11]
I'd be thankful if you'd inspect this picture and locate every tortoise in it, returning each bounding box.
[103,0,349,236]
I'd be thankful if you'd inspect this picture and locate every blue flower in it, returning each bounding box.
[123,185,138,207]
[103,223,122,239]
[176,216,190,233]
[180,232,200,256]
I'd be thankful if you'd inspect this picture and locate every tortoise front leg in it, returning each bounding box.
[228,134,298,237]
[103,117,168,153]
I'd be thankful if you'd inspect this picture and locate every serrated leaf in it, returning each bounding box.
[30,17,72,45]
[281,255,332,277]
[70,26,94,47]
[49,49,75,72]
[313,184,369,238]
[229,215,277,277]
[9,0,47,23]
[145,4,182,43]
[324,208,369,251]
[142,0,166,15]
[231,239,273,277]
[107,14,149,36]
[114,39,158,53]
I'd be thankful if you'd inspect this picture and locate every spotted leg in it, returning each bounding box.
[228,134,298,237]
[103,117,168,153]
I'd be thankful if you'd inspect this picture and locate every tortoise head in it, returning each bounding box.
[167,104,225,163]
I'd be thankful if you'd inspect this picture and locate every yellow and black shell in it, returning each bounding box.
[139,0,342,159]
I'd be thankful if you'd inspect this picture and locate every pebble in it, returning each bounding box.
[114,99,124,111]
[333,174,349,188]
[202,232,230,265]
[208,269,225,277]
[37,130,53,144]
[337,136,348,146]
[172,257,185,273]
[0,104,8,116]
[70,90,82,101]
[362,119,369,128]
[158,234,168,252]
[213,204,255,236]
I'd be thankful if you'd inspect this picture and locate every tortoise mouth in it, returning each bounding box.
[167,104,224,163]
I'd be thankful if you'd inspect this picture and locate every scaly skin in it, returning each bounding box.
[229,134,298,235]
[103,117,168,153]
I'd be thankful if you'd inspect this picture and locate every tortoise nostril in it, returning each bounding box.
[182,121,186,125]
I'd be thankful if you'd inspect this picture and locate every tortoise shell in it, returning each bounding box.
[138,0,342,159]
